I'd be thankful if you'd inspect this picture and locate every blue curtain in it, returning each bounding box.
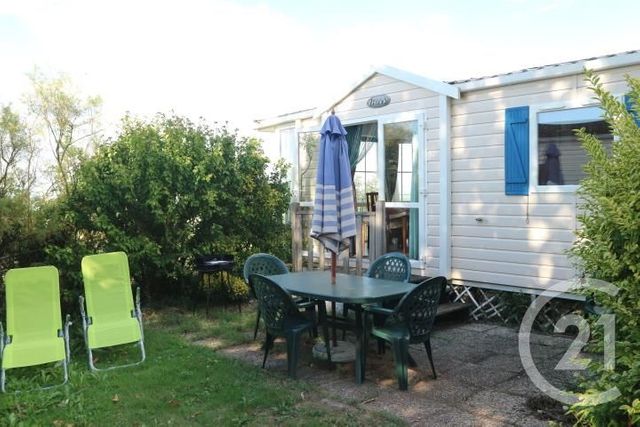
[345,125,364,173]
[345,123,377,254]
[345,123,377,174]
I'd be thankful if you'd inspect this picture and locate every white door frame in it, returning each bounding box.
[376,111,427,264]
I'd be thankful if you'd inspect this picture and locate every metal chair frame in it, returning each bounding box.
[79,286,146,372]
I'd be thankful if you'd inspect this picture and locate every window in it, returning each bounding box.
[384,121,418,202]
[298,131,319,202]
[279,128,294,161]
[535,106,612,187]
[382,120,420,257]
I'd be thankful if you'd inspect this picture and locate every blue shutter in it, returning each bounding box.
[504,106,530,195]
[624,94,640,126]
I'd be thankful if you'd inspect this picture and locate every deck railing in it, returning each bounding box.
[290,201,387,275]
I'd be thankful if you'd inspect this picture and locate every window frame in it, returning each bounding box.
[528,98,613,194]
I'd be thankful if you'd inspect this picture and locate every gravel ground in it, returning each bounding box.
[204,320,578,426]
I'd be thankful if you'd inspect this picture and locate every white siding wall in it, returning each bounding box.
[449,65,640,290]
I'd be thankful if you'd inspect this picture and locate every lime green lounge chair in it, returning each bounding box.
[1,266,72,393]
[80,251,145,371]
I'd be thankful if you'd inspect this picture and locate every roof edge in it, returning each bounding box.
[254,108,316,131]
[313,65,460,118]
[378,65,460,99]
[455,50,640,92]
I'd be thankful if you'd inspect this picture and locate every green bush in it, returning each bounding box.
[0,195,37,263]
[567,71,640,425]
[199,274,249,304]
[497,292,582,333]
[45,114,290,305]
[0,195,67,268]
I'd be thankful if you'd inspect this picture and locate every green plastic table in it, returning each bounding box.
[267,271,416,384]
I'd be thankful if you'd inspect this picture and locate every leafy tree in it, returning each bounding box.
[47,114,290,302]
[568,71,640,425]
[0,105,37,196]
[0,71,102,276]
[0,105,45,272]
[26,69,102,197]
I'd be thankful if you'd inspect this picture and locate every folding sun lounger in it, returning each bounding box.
[80,251,145,371]
[1,266,71,392]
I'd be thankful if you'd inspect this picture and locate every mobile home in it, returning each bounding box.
[255,50,640,299]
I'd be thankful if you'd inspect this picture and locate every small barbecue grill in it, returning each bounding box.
[195,254,238,314]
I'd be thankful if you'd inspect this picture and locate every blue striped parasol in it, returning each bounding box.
[311,114,356,282]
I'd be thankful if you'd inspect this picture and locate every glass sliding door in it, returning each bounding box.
[295,113,424,262]
[380,119,422,260]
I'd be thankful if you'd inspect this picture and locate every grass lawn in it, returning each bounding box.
[1,305,404,426]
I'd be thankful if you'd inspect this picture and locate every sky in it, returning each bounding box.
[0,0,639,137]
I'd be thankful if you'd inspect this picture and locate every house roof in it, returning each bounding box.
[452,50,640,92]
[255,50,640,130]
[253,107,316,130]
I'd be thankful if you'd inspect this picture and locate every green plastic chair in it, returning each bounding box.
[364,276,445,390]
[367,252,412,282]
[343,252,412,341]
[1,266,71,393]
[243,253,290,340]
[243,253,318,340]
[367,252,413,349]
[249,274,331,379]
[80,251,145,371]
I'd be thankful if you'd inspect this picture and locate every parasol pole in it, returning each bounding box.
[331,249,337,346]
[331,252,337,284]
